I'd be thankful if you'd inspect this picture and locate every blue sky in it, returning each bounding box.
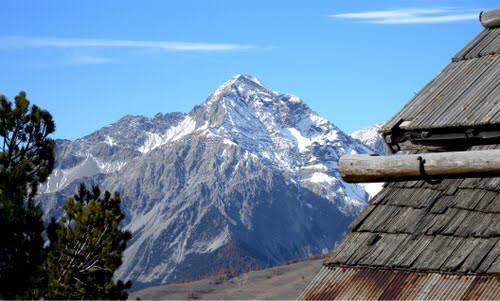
[0,0,497,139]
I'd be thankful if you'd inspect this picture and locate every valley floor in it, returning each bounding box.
[129,257,323,300]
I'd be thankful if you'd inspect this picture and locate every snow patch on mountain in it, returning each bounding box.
[308,172,335,184]
[351,124,392,155]
[104,136,117,146]
[285,127,312,152]
[42,154,127,194]
[360,182,385,199]
[137,116,197,154]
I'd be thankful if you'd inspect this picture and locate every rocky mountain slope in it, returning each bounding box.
[38,75,374,288]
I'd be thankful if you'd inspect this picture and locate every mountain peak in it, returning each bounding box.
[211,74,269,97]
[230,74,264,85]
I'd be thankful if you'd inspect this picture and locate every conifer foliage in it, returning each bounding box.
[0,91,55,298]
[0,91,55,198]
[46,184,131,299]
[0,92,132,299]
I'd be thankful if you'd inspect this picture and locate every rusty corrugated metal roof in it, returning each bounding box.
[299,266,500,300]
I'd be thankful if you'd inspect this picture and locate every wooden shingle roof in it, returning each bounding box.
[300,9,500,300]
[300,145,500,300]
[327,144,500,275]
[382,26,500,133]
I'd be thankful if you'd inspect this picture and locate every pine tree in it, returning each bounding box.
[0,91,55,298]
[0,91,132,299]
[46,184,132,299]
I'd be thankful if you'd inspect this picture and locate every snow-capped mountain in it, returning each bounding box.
[351,124,392,155]
[38,75,374,288]
[42,113,185,195]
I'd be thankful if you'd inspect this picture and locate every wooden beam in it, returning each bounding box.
[481,9,500,28]
[339,150,500,183]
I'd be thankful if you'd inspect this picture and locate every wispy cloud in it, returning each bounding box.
[330,8,479,24]
[68,55,115,65]
[0,36,255,52]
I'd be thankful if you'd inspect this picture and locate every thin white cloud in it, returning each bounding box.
[69,55,115,65]
[334,8,448,19]
[0,36,255,52]
[330,8,479,24]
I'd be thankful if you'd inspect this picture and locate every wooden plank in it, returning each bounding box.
[453,189,486,210]
[339,150,500,183]
[415,58,492,128]
[425,208,459,235]
[415,236,462,270]
[348,205,376,231]
[482,28,500,55]
[453,28,489,61]
[475,190,497,211]
[463,30,500,59]
[454,211,491,237]
[364,234,409,266]
[459,238,497,273]
[394,235,433,268]
[386,207,427,234]
[382,61,461,132]
[429,195,455,214]
[486,195,500,213]
[483,215,500,236]
[441,208,469,236]
[357,205,399,232]
[477,239,500,273]
[441,238,481,271]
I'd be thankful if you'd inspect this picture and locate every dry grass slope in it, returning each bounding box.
[130,258,323,300]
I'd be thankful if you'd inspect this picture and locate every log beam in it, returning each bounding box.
[481,8,500,29]
[339,150,500,183]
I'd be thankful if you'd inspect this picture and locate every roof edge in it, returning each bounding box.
[380,125,500,152]
[480,8,500,28]
[323,262,500,278]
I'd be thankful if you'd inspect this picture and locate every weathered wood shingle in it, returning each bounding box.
[300,9,500,300]
[382,27,500,132]
[325,144,500,276]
